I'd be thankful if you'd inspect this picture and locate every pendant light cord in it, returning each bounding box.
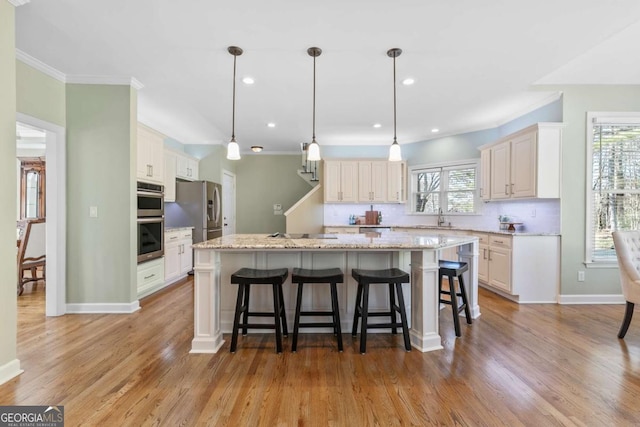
[312,54,316,142]
[232,54,237,140]
[393,54,397,144]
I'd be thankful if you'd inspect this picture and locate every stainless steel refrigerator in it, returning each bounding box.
[165,180,223,243]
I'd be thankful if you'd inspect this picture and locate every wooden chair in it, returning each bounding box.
[612,231,640,338]
[17,219,46,296]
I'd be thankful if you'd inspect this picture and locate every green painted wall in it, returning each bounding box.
[236,155,311,233]
[65,84,136,304]
[0,0,18,376]
[553,86,640,296]
[16,60,66,127]
[187,144,237,184]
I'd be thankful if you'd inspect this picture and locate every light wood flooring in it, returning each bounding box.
[2,279,640,426]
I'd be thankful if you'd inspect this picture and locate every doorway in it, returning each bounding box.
[222,170,236,235]
[16,114,66,317]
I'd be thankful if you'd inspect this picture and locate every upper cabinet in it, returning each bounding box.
[479,123,563,201]
[358,161,387,202]
[164,150,177,202]
[387,161,407,203]
[324,160,359,202]
[324,159,406,203]
[137,124,164,185]
[176,154,199,181]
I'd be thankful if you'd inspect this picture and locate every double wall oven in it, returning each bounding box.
[137,181,164,263]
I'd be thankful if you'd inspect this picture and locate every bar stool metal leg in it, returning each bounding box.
[352,282,363,337]
[360,282,370,354]
[458,274,472,324]
[447,273,462,337]
[230,284,246,353]
[292,282,304,352]
[278,282,288,337]
[241,285,251,336]
[388,283,397,334]
[395,282,411,351]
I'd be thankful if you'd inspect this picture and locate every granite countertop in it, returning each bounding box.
[165,227,195,232]
[193,232,477,250]
[324,224,559,236]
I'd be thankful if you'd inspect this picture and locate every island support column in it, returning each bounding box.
[191,249,224,353]
[409,249,443,352]
[458,240,481,319]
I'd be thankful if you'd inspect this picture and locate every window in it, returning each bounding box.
[587,113,640,263]
[410,161,479,214]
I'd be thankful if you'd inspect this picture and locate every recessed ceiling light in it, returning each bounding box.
[373,123,382,128]
[242,77,255,85]
[267,122,276,128]
[402,78,415,86]
[431,128,439,133]
[251,145,263,152]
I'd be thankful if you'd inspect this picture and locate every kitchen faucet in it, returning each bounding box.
[437,207,446,226]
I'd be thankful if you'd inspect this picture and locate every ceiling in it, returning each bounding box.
[14,1,640,154]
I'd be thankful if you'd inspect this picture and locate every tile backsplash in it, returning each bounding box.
[324,199,560,234]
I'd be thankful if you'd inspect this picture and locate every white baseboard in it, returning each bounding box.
[66,301,141,314]
[0,359,23,386]
[558,294,626,305]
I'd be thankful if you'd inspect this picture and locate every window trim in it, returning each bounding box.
[585,111,640,265]
[408,158,480,215]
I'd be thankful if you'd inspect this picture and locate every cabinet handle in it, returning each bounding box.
[144,273,155,280]
[504,184,508,195]
[483,248,487,259]
[480,188,483,197]
[169,236,178,240]
[510,183,514,194]
[494,239,503,244]
[397,191,399,201]
[488,250,492,261]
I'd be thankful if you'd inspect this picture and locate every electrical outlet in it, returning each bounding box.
[578,271,585,282]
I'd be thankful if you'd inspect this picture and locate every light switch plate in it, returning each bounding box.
[89,206,98,218]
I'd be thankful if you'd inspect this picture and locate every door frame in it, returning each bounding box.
[17,113,66,317]
[222,169,236,235]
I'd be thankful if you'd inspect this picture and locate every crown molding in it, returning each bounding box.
[16,49,66,82]
[66,75,144,90]
[8,0,31,6]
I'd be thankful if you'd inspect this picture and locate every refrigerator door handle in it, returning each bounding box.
[213,185,221,225]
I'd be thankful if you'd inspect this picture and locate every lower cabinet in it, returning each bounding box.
[137,257,165,299]
[165,228,193,284]
[477,233,559,303]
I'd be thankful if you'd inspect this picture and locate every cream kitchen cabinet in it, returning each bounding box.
[478,233,559,303]
[324,226,360,234]
[387,161,407,202]
[324,160,358,202]
[137,257,165,298]
[165,228,193,285]
[164,150,177,202]
[137,124,165,185]
[480,122,562,201]
[358,161,387,202]
[176,154,199,181]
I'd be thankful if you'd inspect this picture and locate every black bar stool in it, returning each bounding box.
[230,267,289,353]
[439,260,472,337]
[351,268,411,354]
[291,268,344,352]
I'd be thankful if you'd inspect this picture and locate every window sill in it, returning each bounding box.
[584,261,618,269]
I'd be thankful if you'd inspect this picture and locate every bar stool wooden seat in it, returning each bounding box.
[439,260,472,337]
[291,267,344,352]
[351,268,411,354]
[230,267,289,353]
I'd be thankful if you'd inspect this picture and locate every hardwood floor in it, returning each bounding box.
[2,279,640,426]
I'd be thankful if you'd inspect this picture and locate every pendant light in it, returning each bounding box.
[387,48,403,162]
[227,46,243,160]
[307,47,322,162]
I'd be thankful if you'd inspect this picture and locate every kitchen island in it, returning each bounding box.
[191,232,479,353]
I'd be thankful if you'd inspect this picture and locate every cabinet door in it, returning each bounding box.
[179,240,193,275]
[136,127,150,180]
[370,161,387,202]
[189,158,199,180]
[176,155,189,179]
[488,246,511,292]
[358,162,373,201]
[478,243,489,283]
[323,161,342,202]
[164,151,177,202]
[480,149,491,201]
[164,241,180,283]
[148,134,164,184]
[490,141,510,199]
[510,131,537,198]
[340,161,359,202]
[387,161,405,202]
